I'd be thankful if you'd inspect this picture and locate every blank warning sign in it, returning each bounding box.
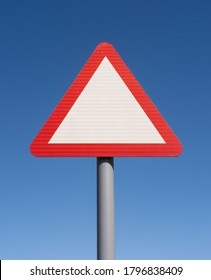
[30,43,182,157]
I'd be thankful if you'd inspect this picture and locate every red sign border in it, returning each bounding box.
[30,42,182,157]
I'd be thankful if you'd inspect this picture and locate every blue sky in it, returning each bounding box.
[0,0,211,259]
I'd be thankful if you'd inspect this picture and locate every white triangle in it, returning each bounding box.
[49,57,165,144]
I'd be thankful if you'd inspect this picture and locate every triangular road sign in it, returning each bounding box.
[30,42,182,157]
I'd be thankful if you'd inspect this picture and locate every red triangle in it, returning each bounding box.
[30,42,182,157]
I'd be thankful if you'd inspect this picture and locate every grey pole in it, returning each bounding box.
[97,157,115,260]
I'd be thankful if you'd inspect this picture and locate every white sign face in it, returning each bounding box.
[49,57,165,144]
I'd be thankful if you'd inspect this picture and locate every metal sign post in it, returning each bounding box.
[97,157,115,260]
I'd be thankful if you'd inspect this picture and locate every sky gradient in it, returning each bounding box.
[0,0,211,259]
